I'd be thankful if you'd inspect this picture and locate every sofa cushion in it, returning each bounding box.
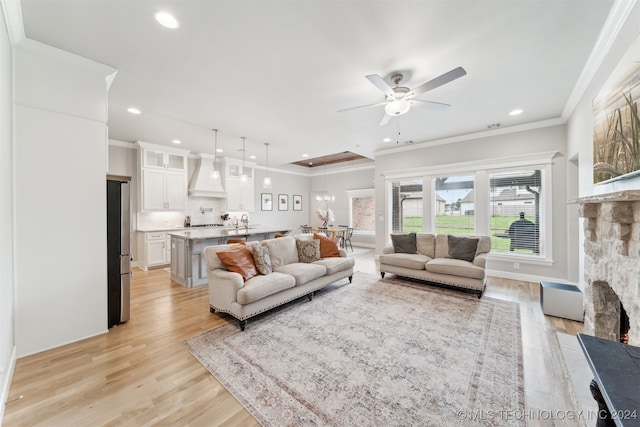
[274,263,327,285]
[250,244,272,275]
[216,246,258,281]
[296,239,321,263]
[425,258,485,280]
[262,236,299,269]
[391,233,417,254]
[236,272,296,304]
[313,233,341,258]
[379,253,430,270]
[416,233,435,258]
[312,257,355,275]
[447,235,479,262]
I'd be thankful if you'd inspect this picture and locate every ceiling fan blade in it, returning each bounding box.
[379,113,391,126]
[337,101,385,113]
[366,74,395,97]
[412,99,451,111]
[409,66,467,97]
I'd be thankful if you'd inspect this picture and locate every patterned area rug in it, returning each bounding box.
[184,273,524,426]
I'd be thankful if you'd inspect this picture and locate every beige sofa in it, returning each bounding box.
[379,233,490,298]
[203,235,354,330]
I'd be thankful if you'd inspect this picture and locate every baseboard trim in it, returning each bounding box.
[1,346,17,424]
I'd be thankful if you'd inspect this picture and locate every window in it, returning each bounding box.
[383,151,555,264]
[489,169,544,256]
[434,174,475,235]
[347,189,375,233]
[390,179,423,232]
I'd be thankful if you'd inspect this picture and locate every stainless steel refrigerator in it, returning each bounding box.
[107,179,131,328]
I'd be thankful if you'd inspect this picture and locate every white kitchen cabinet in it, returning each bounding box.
[223,158,255,212]
[138,231,170,270]
[137,141,189,212]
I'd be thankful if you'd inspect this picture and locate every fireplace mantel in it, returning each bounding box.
[573,190,640,205]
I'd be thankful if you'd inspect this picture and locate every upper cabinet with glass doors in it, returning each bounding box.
[137,141,190,211]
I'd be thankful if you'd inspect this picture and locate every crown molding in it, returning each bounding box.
[1,0,24,46]
[562,0,639,120]
[375,118,565,157]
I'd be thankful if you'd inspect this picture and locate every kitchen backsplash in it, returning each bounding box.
[137,197,249,230]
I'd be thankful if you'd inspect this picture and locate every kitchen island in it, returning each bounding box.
[167,226,291,287]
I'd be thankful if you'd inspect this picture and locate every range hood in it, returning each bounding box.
[188,153,226,198]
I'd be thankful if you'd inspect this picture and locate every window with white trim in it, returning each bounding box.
[389,179,423,233]
[434,174,475,235]
[383,151,555,263]
[347,189,375,234]
[489,168,545,256]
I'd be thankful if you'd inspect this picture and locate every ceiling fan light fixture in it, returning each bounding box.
[385,100,411,116]
[155,12,179,29]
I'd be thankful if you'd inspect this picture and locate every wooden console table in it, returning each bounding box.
[577,333,640,426]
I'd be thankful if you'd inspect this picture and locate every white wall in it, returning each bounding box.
[0,1,15,419]
[566,2,640,290]
[13,39,116,357]
[251,167,311,231]
[375,124,570,281]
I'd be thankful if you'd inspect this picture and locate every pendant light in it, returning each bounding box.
[263,142,272,189]
[316,165,335,202]
[240,136,248,183]
[210,129,220,182]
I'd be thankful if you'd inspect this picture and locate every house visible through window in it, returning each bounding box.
[434,174,475,235]
[489,169,544,256]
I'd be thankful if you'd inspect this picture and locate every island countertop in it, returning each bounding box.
[166,226,290,240]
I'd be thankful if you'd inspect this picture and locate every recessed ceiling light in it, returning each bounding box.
[127,107,141,114]
[509,109,523,116]
[216,148,223,153]
[302,154,309,158]
[383,137,391,142]
[249,155,256,159]
[155,12,179,29]
[171,139,181,144]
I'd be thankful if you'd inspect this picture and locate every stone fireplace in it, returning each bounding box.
[578,190,640,346]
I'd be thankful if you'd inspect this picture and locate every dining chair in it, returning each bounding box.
[343,227,354,252]
[337,225,349,248]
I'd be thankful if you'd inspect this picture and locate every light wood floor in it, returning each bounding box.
[4,250,584,426]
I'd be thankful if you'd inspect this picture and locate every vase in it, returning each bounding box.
[322,220,328,228]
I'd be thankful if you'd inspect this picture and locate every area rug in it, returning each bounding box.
[184,273,524,426]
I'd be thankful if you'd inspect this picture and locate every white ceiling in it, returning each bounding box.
[20,0,614,169]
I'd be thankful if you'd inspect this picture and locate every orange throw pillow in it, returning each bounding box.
[313,233,340,258]
[216,246,258,281]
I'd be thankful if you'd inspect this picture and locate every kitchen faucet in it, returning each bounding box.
[240,213,249,229]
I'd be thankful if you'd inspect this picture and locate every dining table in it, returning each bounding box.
[302,226,348,239]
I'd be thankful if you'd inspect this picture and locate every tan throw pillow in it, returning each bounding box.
[313,233,340,258]
[391,233,417,254]
[250,244,272,275]
[296,239,321,263]
[216,246,258,281]
[447,235,479,262]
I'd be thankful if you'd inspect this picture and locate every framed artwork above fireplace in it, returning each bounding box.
[592,34,640,185]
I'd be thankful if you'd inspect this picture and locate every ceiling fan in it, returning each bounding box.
[338,66,467,126]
